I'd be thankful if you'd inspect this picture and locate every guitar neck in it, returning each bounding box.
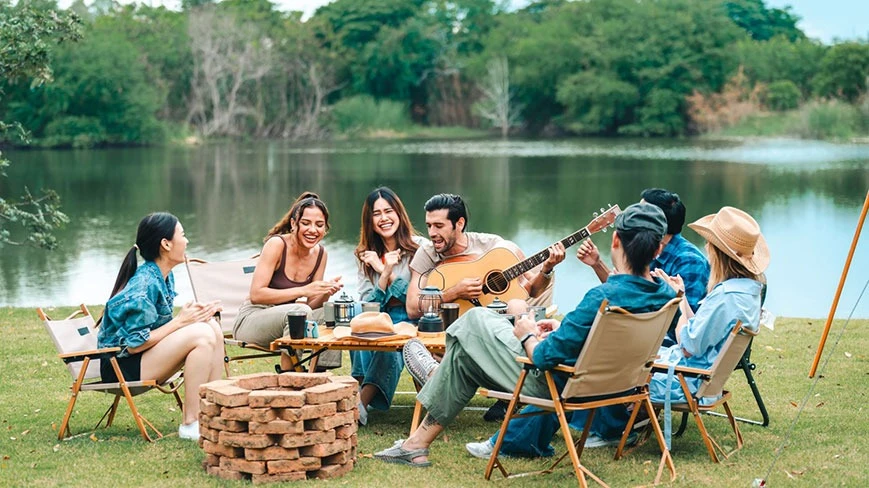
[503,227,591,280]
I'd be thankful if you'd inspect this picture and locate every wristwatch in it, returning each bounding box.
[542,268,554,279]
[520,332,536,346]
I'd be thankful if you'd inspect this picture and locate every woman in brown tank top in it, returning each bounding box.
[232,192,343,371]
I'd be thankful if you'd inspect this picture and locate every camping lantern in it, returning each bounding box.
[417,286,444,333]
[333,291,356,326]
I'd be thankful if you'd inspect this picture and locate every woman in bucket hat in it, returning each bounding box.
[650,206,769,404]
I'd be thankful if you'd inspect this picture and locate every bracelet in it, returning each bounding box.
[542,268,554,279]
[520,332,536,346]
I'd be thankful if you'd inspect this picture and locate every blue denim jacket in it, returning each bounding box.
[97,261,177,357]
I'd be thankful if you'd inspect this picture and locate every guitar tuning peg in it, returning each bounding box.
[593,212,599,218]
[601,227,608,233]
[600,207,605,214]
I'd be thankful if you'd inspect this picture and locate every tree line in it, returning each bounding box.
[1,0,869,148]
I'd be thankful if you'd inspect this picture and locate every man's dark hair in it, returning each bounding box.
[424,193,469,229]
[641,188,685,235]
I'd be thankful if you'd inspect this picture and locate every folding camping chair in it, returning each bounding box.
[38,305,183,442]
[480,297,682,487]
[652,321,758,463]
[185,255,282,373]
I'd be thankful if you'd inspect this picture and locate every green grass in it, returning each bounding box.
[3,306,868,486]
[714,111,801,138]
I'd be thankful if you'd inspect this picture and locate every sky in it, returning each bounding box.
[57,0,868,44]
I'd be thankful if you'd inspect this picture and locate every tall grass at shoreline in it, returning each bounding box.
[2,306,867,486]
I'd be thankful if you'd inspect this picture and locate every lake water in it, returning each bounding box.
[2,137,868,319]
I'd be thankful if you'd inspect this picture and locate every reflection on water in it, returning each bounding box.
[1,138,867,318]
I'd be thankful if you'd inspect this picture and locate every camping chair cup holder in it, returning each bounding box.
[38,305,184,442]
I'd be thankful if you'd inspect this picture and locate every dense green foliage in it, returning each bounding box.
[1,0,868,144]
[0,1,78,248]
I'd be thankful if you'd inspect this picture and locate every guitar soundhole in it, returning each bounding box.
[485,271,509,294]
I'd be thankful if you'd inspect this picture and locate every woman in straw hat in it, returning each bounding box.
[650,206,769,404]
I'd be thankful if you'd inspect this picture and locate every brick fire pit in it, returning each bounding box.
[198,372,358,484]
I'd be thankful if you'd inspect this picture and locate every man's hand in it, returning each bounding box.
[542,242,566,273]
[576,239,601,267]
[513,314,537,338]
[451,277,483,300]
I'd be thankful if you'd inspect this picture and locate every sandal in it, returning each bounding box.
[374,439,432,467]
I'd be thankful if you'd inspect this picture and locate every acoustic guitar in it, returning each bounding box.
[428,205,621,316]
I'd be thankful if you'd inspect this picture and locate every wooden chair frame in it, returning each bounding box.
[480,297,682,487]
[38,305,183,442]
[652,321,758,463]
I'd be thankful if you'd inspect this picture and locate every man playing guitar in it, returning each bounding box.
[405,193,566,320]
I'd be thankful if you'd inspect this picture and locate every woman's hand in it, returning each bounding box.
[306,277,343,297]
[382,249,401,269]
[176,300,222,327]
[576,239,601,267]
[358,251,384,273]
[651,268,685,295]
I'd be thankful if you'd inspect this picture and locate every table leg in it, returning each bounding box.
[410,378,424,435]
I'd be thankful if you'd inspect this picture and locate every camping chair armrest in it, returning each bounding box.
[514,356,573,374]
[652,362,711,379]
[58,347,121,363]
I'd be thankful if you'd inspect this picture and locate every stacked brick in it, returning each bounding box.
[198,372,358,484]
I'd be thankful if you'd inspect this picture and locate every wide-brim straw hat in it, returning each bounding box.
[333,311,416,341]
[688,206,769,275]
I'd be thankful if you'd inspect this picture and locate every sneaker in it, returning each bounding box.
[483,400,509,422]
[403,338,439,387]
[465,439,495,459]
[358,401,368,426]
[178,420,200,441]
[584,431,638,449]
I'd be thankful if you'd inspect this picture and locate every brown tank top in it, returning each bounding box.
[268,236,324,290]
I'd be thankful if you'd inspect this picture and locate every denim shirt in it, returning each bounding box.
[97,261,177,357]
[652,234,710,313]
[532,274,678,370]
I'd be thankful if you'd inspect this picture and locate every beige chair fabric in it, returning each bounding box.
[185,255,259,333]
[481,296,682,487]
[38,305,183,442]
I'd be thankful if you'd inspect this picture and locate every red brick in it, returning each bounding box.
[249,420,304,435]
[245,446,300,461]
[248,389,306,408]
[199,398,221,416]
[335,397,355,412]
[299,403,337,420]
[220,456,267,475]
[302,382,354,404]
[276,408,303,422]
[204,453,221,467]
[221,406,276,423]
[207,465,247,481]
[252,471,307,484]
[219,431,274,449]
[305,410,355,431]
[200,379,238,398]
[202,439,244,458]
[329,375,358,386]
[200,425,220,443]
[209,385,251,407]
[207,416,247,432]
[278,430,336,448]
[312,461,354,479]
[267,456,321,474]
[278,372,332,389]
[334,423,357,439]
[234,372,279,390]
[322,450,349,465]
[299,438,351,457]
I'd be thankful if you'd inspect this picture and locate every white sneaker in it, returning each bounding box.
[358,401,368,426]
[584,432,638,448]
[465,439,495,459]
[178,420,200,441]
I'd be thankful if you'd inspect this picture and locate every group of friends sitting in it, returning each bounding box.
[95,186,769,469]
